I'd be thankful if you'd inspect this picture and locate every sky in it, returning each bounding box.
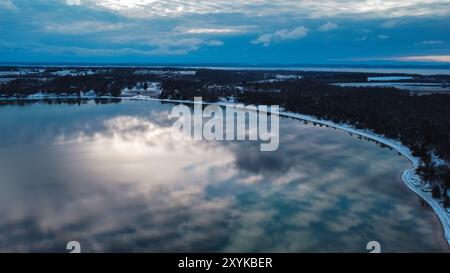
[0,0,449,64]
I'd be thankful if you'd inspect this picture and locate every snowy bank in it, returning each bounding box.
[276,111,450,247]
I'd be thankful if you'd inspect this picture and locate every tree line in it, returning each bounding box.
[160,78,450,206]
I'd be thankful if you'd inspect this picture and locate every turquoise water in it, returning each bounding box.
[0,100,447,252]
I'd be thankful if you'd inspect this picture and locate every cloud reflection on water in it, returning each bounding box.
[0,101,447,252]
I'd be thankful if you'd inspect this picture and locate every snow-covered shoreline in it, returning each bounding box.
[277,111,450,248]
[149,97,450,247]
[1,95,449,247]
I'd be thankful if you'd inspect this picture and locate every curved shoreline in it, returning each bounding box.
[148,97,450,247]
[2,96,450,247]
[276,111,450,248]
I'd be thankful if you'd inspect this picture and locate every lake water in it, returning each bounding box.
[0,100,447,252]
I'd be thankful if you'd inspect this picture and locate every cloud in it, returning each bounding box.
[143,38,225,55]
[208,40,224,46]
[420,40,445,45]
[8,37,224,57]
[74,0,450,19]
[393,55,450,62]
[1,0,449,62]
[319,22,338,32]
[252,26,309,46]
[355,36,368,42]
[354,34,389,41]
[380,20,400,28]
[174,27,246,35]
[44,21,127,34]
[0,0,16,10]
[66,0,81,5]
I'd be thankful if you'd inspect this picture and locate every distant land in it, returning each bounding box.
[2,62,450,69]
[2,62,450,75]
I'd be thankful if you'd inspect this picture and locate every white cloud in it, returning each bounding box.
[66,0,81,5]
[3,0,449,59]
[392,55,450,62]
[277,27,309,40]
[174,26,246,35]
[251,34,273,47]
[0,0,17,10]
[44,21,126,34]
[380,20,400,28]
[354,34,389,41]
[143,38,224,55]
[74,0,450,19]
[420,40,445,45]
[252,26,309,46]
[208,40,224,46]
[366,0,383,5]
[318,22,338,32]
[23,37,224,56]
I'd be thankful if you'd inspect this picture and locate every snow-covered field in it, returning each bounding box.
[0,69,44,76]
[51,69,97,76]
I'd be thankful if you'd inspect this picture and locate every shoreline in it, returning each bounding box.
[275,110,450,248]
[1,95,450,247]
[151,97,450,248]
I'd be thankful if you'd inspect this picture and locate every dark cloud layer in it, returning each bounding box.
[0,0,449,63]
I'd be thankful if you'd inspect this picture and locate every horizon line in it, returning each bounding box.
[1,61,450,69]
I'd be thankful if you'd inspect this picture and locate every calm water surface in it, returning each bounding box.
[0,100,447,252]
